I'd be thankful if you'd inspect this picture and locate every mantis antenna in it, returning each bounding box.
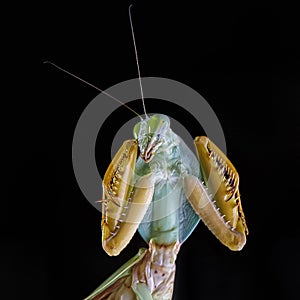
[129,4,148,118]
[44,61,143,120]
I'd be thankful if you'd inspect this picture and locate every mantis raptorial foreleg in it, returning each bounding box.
[184,136,248,251]
[102,140,155,256]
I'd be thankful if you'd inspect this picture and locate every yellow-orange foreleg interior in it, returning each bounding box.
[184,136,248,251]
[102,140,154,256]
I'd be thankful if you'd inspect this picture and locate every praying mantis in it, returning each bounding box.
[46,5,249,300]
[83,114,248,300]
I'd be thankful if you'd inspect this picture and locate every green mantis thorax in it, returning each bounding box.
[133,114,201,246]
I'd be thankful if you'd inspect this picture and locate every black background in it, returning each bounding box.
[2,1,299,299]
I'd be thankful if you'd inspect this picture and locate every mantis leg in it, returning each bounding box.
[84,246,157,300]
[83,248,148,300]
[184,136,248,251]
[101,140,155,256]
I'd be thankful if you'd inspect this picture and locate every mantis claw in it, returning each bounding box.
[183,136,248,251]
[184,175,246,251]
[101,139,155,256]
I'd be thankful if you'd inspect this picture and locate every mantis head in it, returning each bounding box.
[133,114,170,163]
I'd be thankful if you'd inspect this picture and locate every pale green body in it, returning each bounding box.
[134,116,201,245]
